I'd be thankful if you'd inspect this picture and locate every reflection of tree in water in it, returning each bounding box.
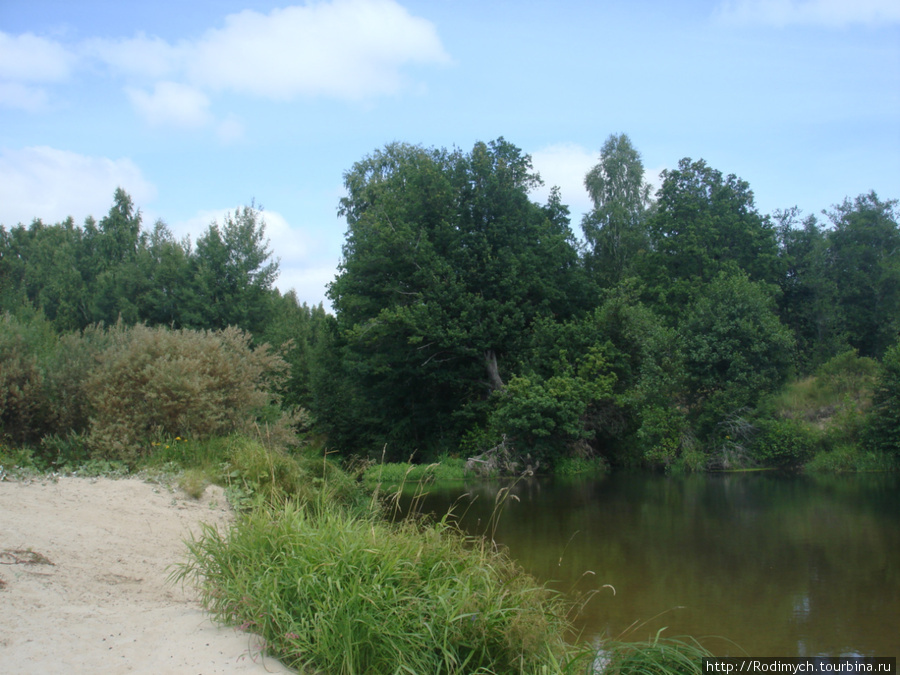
[413,473,900,656]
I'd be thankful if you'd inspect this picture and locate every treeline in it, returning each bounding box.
[2,135,899,471]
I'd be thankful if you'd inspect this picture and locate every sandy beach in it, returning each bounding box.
[0,476,293,674]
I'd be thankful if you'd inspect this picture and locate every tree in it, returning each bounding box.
[642,158,781,316]
[680,271,795,439]
[773,207,843,372]
[582,133,652,287]
[327,139,584,458]
[192,205,279,334]
[825,191,900,359]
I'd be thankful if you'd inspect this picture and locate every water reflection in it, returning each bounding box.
[400,472,900,657]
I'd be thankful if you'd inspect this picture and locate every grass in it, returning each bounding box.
[362,454,468,485]
[4,435,716,672]
[804,444,899,473]
[172,498,579,674]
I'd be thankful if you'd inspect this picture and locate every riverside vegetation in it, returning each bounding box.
[0,322,711,673]
[2,133,899,474]
[2,132,899,671]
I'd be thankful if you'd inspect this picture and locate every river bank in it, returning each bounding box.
[0,476,292,674]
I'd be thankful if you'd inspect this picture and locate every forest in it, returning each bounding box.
[2,134,899,474]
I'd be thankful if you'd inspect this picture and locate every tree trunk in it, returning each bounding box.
[484,349,505,391]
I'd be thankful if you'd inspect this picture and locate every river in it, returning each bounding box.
[402,472,900,657]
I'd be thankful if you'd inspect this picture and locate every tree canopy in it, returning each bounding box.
[3,133,898,471]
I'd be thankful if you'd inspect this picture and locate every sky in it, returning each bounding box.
[1,0,898,308]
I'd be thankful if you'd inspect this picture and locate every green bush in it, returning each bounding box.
[752,417,815,468]
[488,348,617,467]
[865,342,900,456]
[85,325,292,463]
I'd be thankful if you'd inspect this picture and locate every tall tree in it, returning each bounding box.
[825,191,900,359]
[774,207,843,371]
[680,271,795,439]
[582,133,653,287]
[192,205,279,334]
[642,158,781,317]
[327,139,583,457]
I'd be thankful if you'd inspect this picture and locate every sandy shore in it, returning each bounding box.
[0,476,293,674]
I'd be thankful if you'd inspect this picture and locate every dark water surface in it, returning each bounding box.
[405,472,900,657]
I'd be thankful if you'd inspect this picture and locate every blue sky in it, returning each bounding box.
[2,0,898,307]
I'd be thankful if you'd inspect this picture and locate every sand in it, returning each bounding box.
[0,475,294,674]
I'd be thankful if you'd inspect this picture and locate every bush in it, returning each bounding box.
[752,417,815,468]
[866,342,900,456]
[0,309,57,444]
[85,325,292,463]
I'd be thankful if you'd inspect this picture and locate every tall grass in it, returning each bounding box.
[173,499,578,674]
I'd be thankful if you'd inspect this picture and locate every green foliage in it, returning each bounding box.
[865,342,900,456]
[0,190,280,338]
[0,308,59,444]
[825,192,900,359]
[552,455,609,477]
[773,208,844,372]
[582,133,653,287]
[804,445,898,473]
[638,405,692,468]
[752,418,816,468]
[326,138,585,459]
[85,325,293,463]
[173,500,573,674]
[191,204,279,334]
[488,348,617,466]
[594,636,710,675]
[680,271,795,439]
[642,158,781,314]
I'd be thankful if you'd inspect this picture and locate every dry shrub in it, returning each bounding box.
[0,310,56,444]
[86,325,291,463]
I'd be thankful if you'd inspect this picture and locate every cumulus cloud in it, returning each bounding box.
[126,81,212,128]
[715,0,900,27]
[0,31,73,81]
[0,31,76,111]
[529,143,597,217]
[186,0,450,100]
[0,81,50,111]
[82,33,183,80]
[3,1,448,129]
[0,147,157,227]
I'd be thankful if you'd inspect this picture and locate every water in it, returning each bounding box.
[403,472,900,657]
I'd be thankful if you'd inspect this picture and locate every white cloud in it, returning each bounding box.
[186,0,450,100]
[0,31,76,111]
[715,0,900,27]
[529,143,597,217]
[0,81,50,111]
[2,1,449,130]
[83,33,183,80]
[126,81,212,128]
[0,31,73,82]
[0,147,157,227]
